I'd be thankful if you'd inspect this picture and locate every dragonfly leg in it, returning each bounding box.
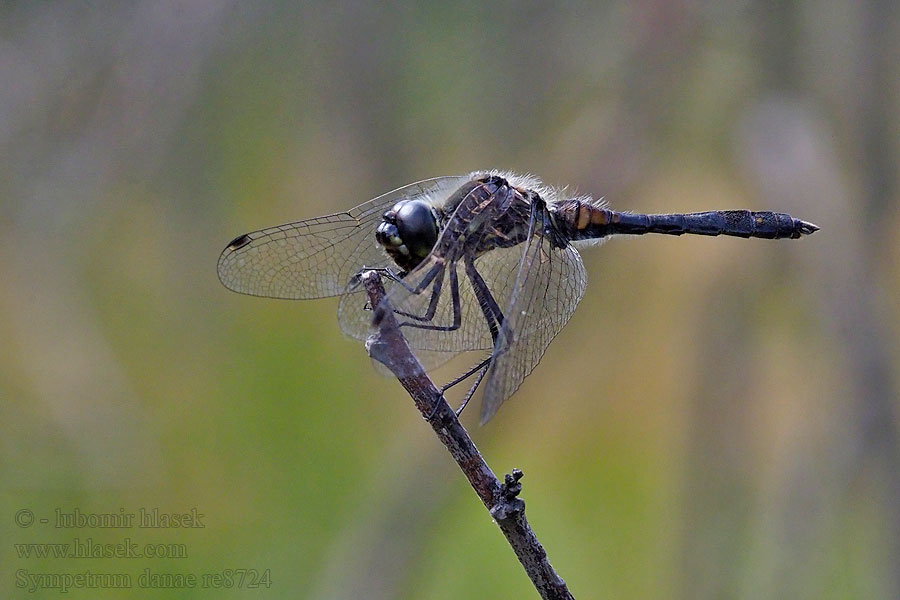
[428,256,509,419]
[356,266,407,311]
[427,356,491,421]
[455,364,489,417]
[442,355,492,391]
[464,255,505,343]
[371,261,457,330]
[393,266,446,322]
[362,261,443,312]
[433,257,512,419]
[395,263,463,333]
[371,258,453,297]
[364,266,405,284]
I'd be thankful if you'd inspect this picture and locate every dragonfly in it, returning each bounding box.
[217,171,818,423]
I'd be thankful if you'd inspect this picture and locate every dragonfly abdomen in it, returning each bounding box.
[554,199,818,241]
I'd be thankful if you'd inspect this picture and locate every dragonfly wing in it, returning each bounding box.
[479,210,587,424]
[216,176,468,300]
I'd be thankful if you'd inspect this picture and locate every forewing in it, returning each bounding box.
[479,216,587,423]
[216,176,468,300]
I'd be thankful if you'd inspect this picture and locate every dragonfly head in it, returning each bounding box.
[376,199,439,271]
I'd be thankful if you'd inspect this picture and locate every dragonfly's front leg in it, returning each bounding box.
[395,262,462,333]
[361,262,441,318]
[352,266,405,311]
[393,264,446,323]
[369,259,463,333]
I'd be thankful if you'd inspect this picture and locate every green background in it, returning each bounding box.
[2,2,898,598]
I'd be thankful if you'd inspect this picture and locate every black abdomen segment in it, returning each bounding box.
[558,201,819,240]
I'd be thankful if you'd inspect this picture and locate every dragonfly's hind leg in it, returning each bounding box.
[426,355,492,421]
[429,371,490,422]
[431,257,509,419]
[453,360,490,418]
[428,256,510,420]
[441,355,491,392]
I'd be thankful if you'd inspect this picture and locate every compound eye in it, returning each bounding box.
[395,200,438,258]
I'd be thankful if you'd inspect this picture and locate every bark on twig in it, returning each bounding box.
[360,271,574,600]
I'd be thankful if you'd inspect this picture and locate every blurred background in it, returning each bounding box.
[1,2,898,598]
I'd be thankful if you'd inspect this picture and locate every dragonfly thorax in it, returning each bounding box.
[375,199,440,272]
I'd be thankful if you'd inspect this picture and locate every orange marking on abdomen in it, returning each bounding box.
[590,207,608,225]
[576,203,590,230]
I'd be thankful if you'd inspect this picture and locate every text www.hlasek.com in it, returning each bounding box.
[15,538,187,559]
